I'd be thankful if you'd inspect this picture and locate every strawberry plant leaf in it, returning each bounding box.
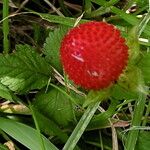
[34,87,75,127]
[0,44,52,93]
[0,83,13,100]
[43,26,70,71]
[34,110,68,143]
[138,52,150,84]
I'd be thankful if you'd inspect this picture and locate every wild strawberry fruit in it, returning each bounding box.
[60,21,128,90]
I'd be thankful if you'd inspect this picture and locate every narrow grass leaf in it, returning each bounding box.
[110,6,150,36]
[0,117,58,150]
[92,0,119,7]
[138,10,150,37]
[3,0,9,53]
[63,101,100,150]
[125,90,147,150]
[33,12,87,27]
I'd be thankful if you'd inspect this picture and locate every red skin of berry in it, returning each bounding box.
[60,21,128,90]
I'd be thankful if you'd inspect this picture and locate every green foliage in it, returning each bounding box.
[34,13,87,27]
[0,1,150,150]
[34,87,75,127]
[127,26,140,63]
[43,26,70,71]
[2,0,9,53]
[119,66,146,93]
[138,52,150,84]
[87,99,118,130]
[0,83,12,100]
[34,110,69,143]
[0,144,8,150]
[63,101,100,150]
[0,45,52,93]
[0,117,58,150]
[136,131,150,150]
[136,0,148,8]
[83,89,111,107]
[111,85,138,100]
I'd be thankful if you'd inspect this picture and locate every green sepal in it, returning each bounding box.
[127,26,140,64]
[83,88,111,108]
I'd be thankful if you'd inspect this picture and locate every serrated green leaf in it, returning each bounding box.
[0,117,58,150]
[34,87,75,127]
[135,131,150,150]
[0,83,12,100]
[138,52,150,84]
[43,26,70,71]
[0,44,52,93]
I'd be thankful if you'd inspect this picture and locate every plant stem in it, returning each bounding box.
[3,0,9,53]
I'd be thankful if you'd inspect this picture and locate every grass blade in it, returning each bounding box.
[125,90,147,150]
[2,0,9,53]
[0,117,58,150]
[124,45,148,149]
[63,101,100,150]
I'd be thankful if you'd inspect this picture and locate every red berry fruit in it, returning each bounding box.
[60,21,128,90]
